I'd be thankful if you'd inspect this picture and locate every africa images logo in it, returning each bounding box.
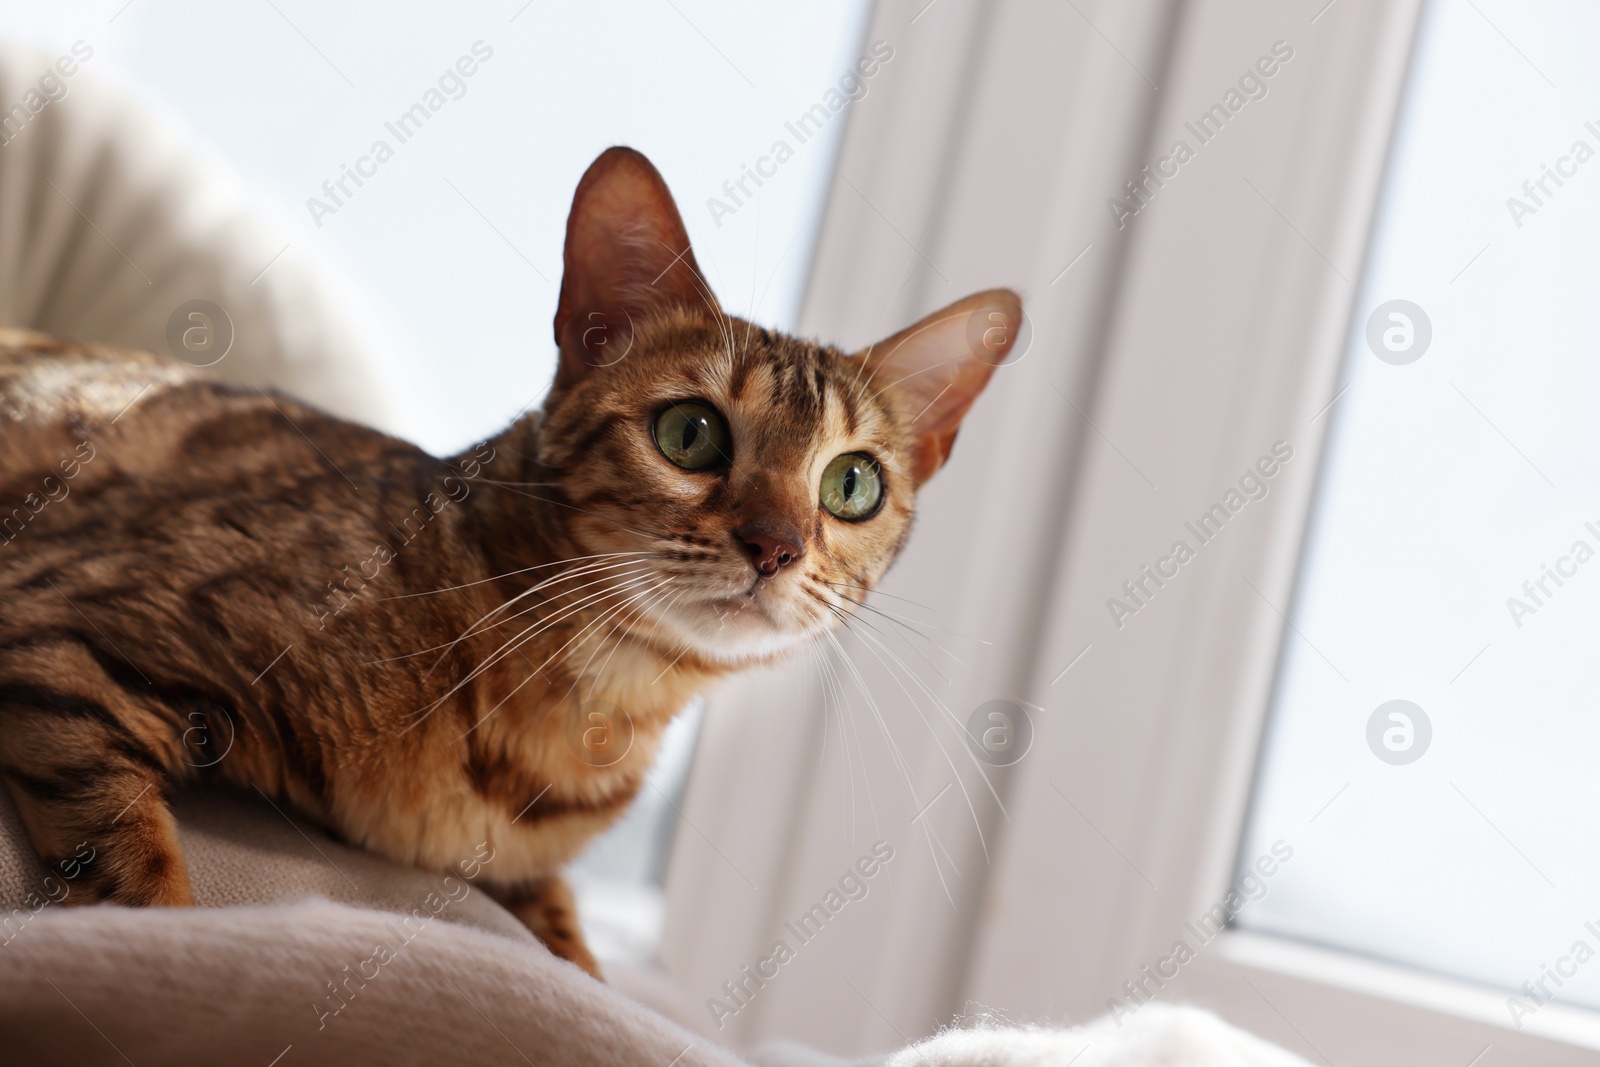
[1365,299,1431,365]
[1366,700,1431,765]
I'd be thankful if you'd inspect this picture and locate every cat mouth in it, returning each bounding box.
[639,576,830,664]
[702,577,796,628]
[722,581,778,620]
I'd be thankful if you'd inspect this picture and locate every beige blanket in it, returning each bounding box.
[0,788,1312,1066]
[0,789,742,1065]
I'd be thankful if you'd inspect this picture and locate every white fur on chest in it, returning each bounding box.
[341,734,663,890]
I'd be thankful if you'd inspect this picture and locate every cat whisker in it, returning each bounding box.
[806,642,832,792]
[455,576,677,740]
[646,593,699,686]
[822,627,960,907]
[855,599,990,650]
[568,579,680,700]
[377,550,652,601]
[403,571,664,731]
[821,618,933,816]
[574,579,679,670]
[438,569,662,690]
[825,579,985,646]
[849,624,1004,858]
[830,646,978,890]
[604,585,686,685]
[830,649,879,843]
[423,557,663,677]
[366,561,658,667]
[806,581,972,674]
[540,575,677,701]
[385,566,652,677]
[819,579,942,615]
[808,639,869,844]
[804,584,945,682]
[665,245,737,366]
[454,586,665,738]
[827,637,884,846]
[821,606,983,843]
[377,567,658,671]
[852,341,876,387]
[811,586,952,685]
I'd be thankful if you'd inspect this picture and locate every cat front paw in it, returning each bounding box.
[499,874,604,980]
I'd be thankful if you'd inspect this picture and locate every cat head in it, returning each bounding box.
[537,148,1020,665]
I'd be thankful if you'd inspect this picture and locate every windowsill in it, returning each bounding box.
[1216,929,1600,1052]
[571,873,666,968]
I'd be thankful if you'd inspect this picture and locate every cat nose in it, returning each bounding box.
[735,523,805,578]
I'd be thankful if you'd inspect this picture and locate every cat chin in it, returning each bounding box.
[691,631,810,667]
[647,597,823,666]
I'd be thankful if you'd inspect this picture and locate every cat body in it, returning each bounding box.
[0,149,1021,973]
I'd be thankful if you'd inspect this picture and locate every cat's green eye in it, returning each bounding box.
[820,452,883,521]
[653,401,730,470]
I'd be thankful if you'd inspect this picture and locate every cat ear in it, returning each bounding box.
[553,147,713,389]
[857,289,1022,484]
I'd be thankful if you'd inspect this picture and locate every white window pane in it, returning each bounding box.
[1239,0,1600,1017]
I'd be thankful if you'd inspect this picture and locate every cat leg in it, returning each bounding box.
[0,642,193,906]
[496,874,602,979]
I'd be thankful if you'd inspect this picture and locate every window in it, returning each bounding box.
[1240,0,1600,1018]
[678,0,1600,1060]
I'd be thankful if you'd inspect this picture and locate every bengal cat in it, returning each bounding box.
[0,147,1020,976]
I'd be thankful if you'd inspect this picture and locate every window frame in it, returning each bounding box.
[962,0,1599,1063]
